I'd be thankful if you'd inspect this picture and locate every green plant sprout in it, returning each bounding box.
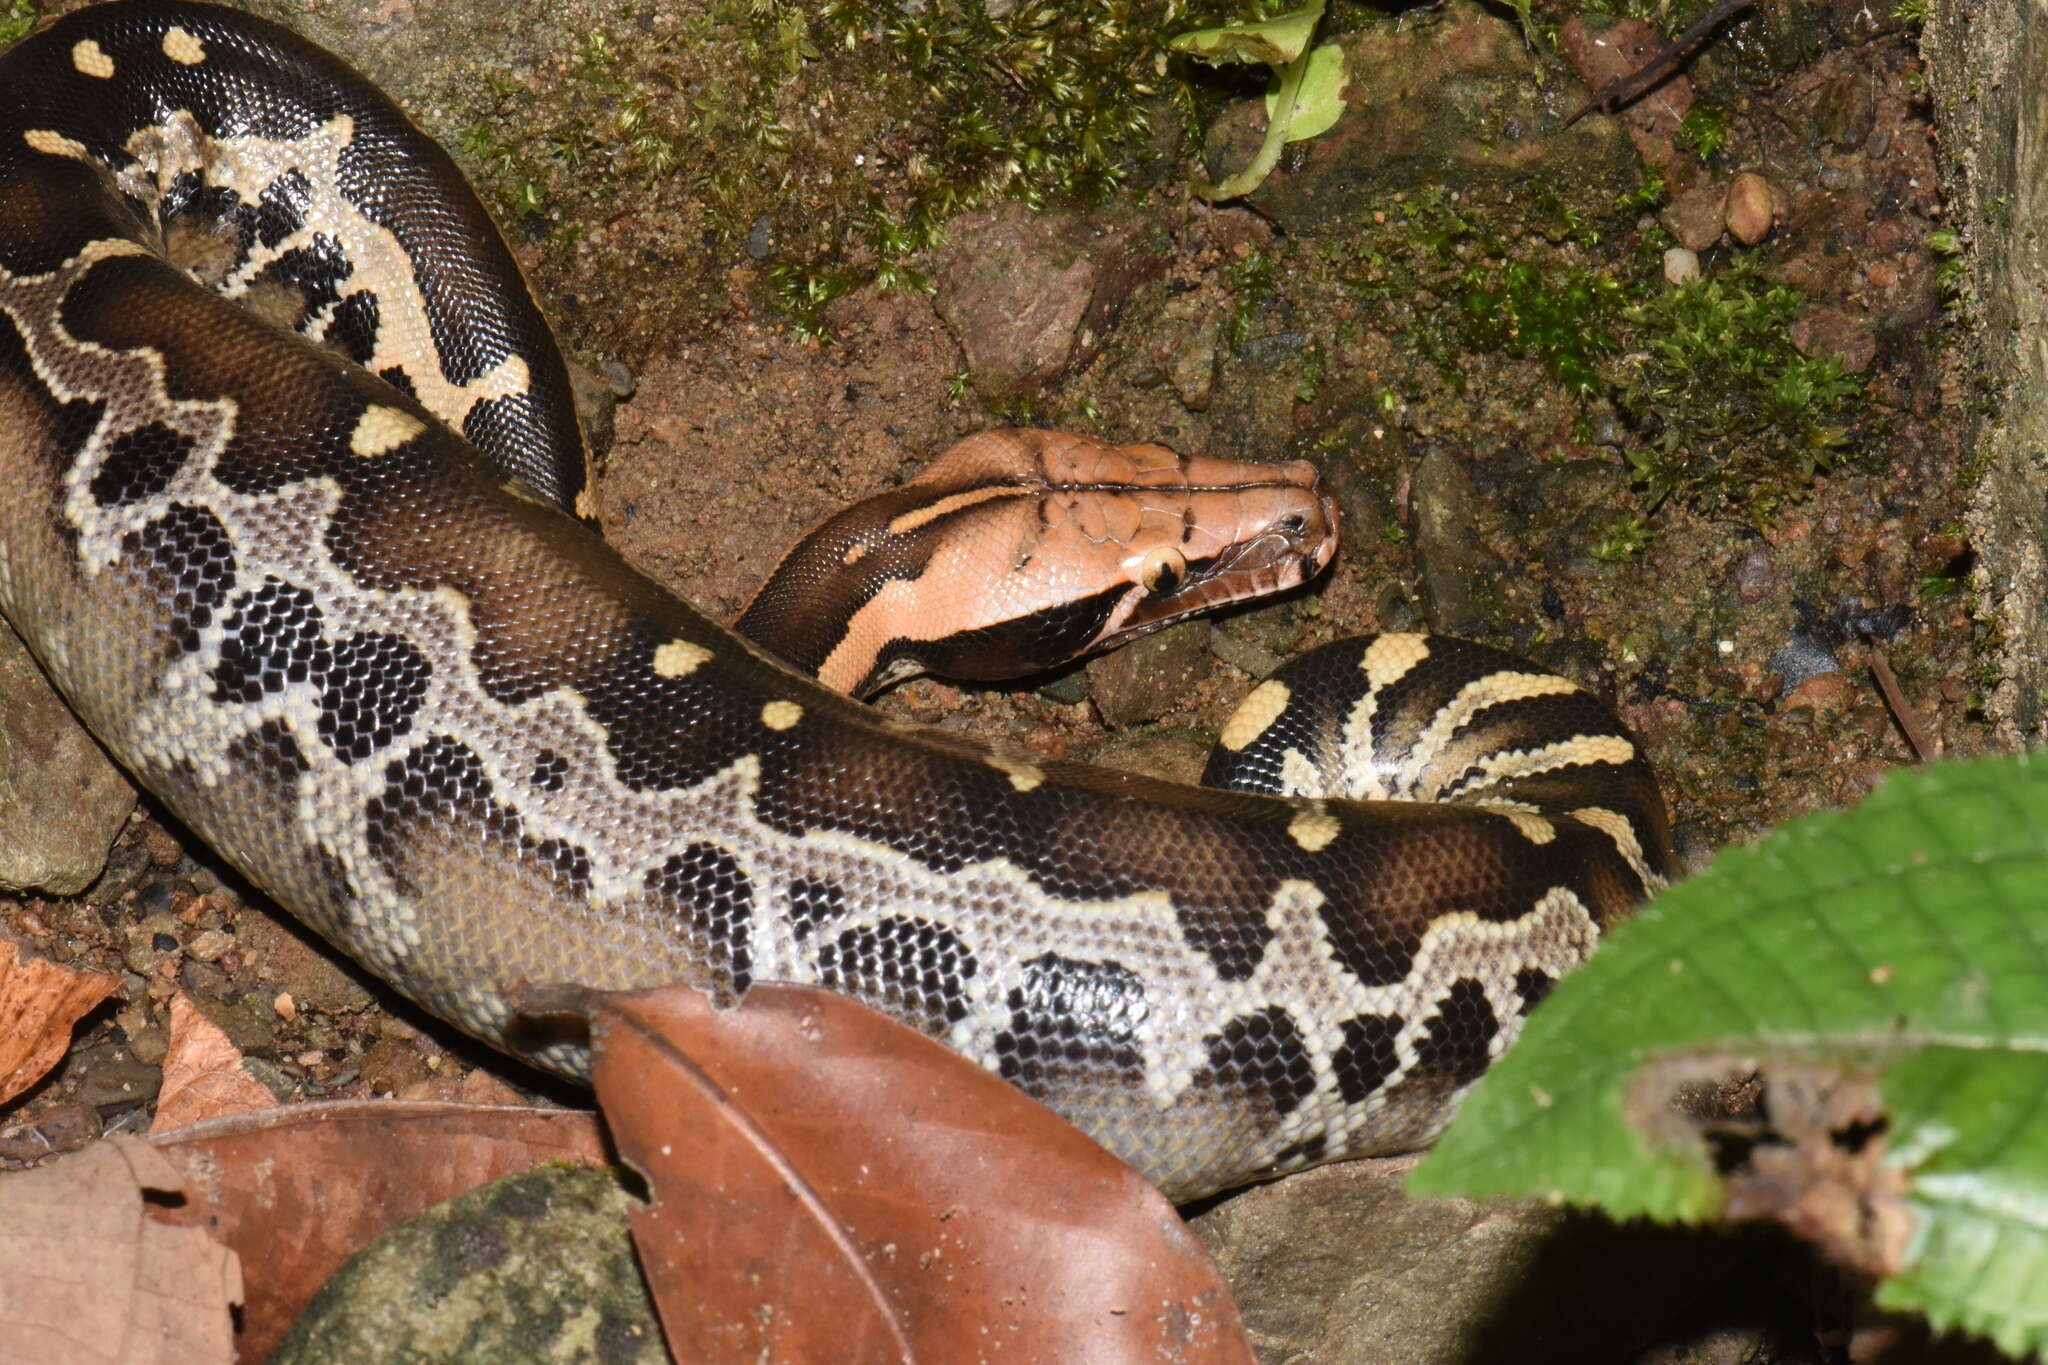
[1169,1,1347,201]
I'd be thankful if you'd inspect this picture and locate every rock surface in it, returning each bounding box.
[0,623,135,895]
[272,1164,663,1363]
[1203,1,1640,237]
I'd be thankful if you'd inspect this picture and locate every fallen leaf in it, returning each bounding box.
[0,941,121,1105]
[584,981,1252,1365]
[0,1135,240,1365]
[146,1100,609,1361]
[149,994,275,1133]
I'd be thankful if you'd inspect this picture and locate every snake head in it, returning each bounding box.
[741,429,1339,696]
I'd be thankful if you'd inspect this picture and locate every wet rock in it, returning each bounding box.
[1408,448,1514,635]
[930,201,1168,402]
[1086,621,1212,728]
[1660,185,1727,251]
[1203,1,1639,237]
[273,1164,663,1364]
[0,623,137,895]
[1191,1157,1811,1361]
[1789,304,1879,373]
[1815,71,1878,149]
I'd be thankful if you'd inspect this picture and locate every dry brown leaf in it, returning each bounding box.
[586,981,1252,1365]
[149,994,275,1133]
[0,941,120,1105]
[147,1100,609,1361]
[0,1135,241,1365]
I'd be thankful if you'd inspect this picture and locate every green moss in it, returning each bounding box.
[1457,259,1624,400]
[0,0,34,47]
[1226,250,1278,352]
[1590,513,1653,562]
[1619,257,1863,517]
[1678,104,1729,163]
[1331,188,1865,523]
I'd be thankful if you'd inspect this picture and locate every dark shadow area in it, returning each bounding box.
[1461,1209,2010,1365]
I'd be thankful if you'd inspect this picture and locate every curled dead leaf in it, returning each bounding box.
[572,980,1253,1365]
[0,1135,241,1363]
[147,1100,609,1361]
[0,940,121,1106]
[149,993,275,1134]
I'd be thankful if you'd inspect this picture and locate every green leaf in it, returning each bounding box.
[1878,1048,2048,1356]
[1172,2,1345,202]
[1168,2,1325,67]
[1410,751,2048,1357]
[1265,42,1347,144]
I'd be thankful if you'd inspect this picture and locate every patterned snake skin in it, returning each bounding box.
[0,1,1671,1200]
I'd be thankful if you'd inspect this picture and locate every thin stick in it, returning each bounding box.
[1866,638,1937,763]
[1565,0,1756,127]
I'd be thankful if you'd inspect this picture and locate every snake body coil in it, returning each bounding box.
[0,1,1670,1199]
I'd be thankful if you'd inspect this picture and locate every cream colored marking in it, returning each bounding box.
[653,639,712,679]
[884,484,1026,536]
[72,40,115,78]
[1572,806,1662,888]
[114,112,530,429]
[348,404,426,459]
[1359,632,1431,686]
[761,700,803,731]
[1219,679,1290,752]
[1472,802,1556,845]
[985,753,1045,793]
[1413,672,1582,761]
[1287,808,1343,853]
[162,26,206,64]
[23,129,91,161]
[1462,734,1637,793]
[842,541,868,567]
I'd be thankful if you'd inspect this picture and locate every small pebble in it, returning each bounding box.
[1725,172,1776,245]
[1663,246,1701,285]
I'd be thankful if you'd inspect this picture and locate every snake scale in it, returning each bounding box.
[0,1,1671,1200]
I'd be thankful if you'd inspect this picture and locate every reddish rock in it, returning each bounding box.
[1783,671,1852,716]
[1725,172,1778,245]
[1558,16,1695,169]
[1661,185,1726,250]
[930,202,1167,402]
[1789,305,1879,373]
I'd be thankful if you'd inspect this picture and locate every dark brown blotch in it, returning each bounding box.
[1197,1005,1317,1119]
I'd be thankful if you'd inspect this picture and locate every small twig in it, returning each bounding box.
[1565,0,1756,127]
[1865,637,1937,763]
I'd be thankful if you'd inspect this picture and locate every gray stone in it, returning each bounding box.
[0,622,136,895]
[273,1164,664,1364]
[1086,620,1212,729]
[1925,4,2048,742]
[1191,1155,1839,1361]
[1408,448,1514,636]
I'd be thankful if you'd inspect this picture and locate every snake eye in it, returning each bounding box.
[1139,545,1187,596]
[1278,513,1307,535]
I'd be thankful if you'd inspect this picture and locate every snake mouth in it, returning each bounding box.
[1091,481,1341,651]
